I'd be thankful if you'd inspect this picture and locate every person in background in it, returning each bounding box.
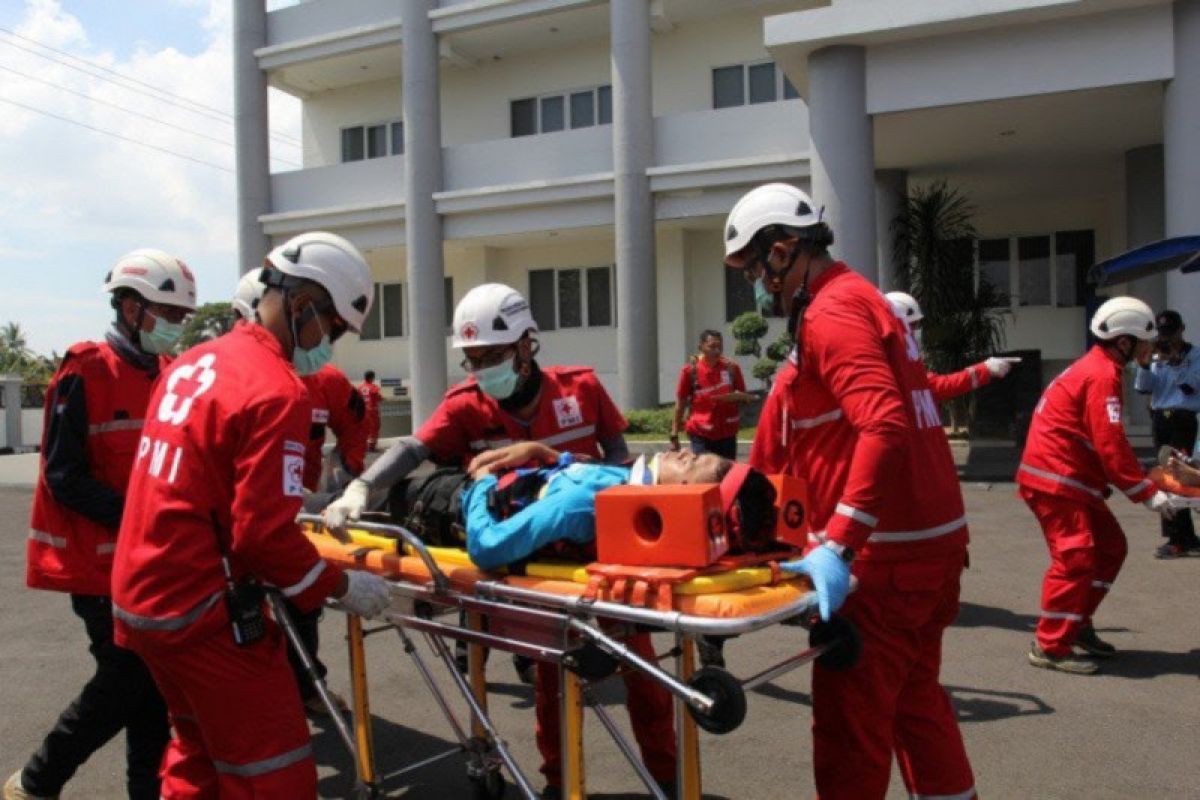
[670,329,753,459]
[359,370,384,452]
[1134,308,1200,558]
[8,250,195,800]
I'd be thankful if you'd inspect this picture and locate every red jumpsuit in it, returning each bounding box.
[1016,345,1154,657]
[300,364,367,491]
[928,362,992,402]
[112,324,344,799]
[749,264,975,800]
[674,356,746,440]
[357,379,384,451]
[416,366,676,788]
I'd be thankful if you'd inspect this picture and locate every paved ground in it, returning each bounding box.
[1,483,1197,799]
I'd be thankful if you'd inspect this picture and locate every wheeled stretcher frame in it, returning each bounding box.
[285,515,858,800]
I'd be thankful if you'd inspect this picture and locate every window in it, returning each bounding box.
[712,62,800,109]
[529,266,614,330]
[340,120,403,163]
[359,278,456,340]
[974,230,1095,308]
[510,86,613,137]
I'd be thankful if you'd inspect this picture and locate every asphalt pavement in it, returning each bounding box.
[0,483,1197,799]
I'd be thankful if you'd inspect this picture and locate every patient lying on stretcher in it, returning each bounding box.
[457,442,778,571]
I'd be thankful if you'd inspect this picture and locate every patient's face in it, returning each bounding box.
[655,450,729,485]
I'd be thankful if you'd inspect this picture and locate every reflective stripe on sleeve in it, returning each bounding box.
[469,438,515,450]
[213,743,312,778]
[540,425,597,448]
[279,560,326,598]
[835,502,878,528]
[790,409,842,430]
[96,542,116,555]
[28,529,67,548]
[1122,479,1152,498]
[1092,580,1113,590]
[809,514,967,545]
[1041,610,1083,621]
[970,369,979,389]
[112,591,223,632]
[911,788,977,800]
[1018,463,1104,498]
[88,419,145,435]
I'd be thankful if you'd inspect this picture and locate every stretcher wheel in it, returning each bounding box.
[809,616,862,672]
[686,666,746,735]
[469,767,506,800]
[563,641,619,680]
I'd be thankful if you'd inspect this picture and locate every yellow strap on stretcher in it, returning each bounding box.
[341,528,798,596]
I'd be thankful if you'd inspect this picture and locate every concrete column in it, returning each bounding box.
[656,228,688,400]
[611,0,659,409]
[233,1,272,273]
[809,46,877,281]
[401,0,448,425]
[874,169,907,291]
[2,376,20,450]
[1164,0,1200,331]
[1125,145,1166,312]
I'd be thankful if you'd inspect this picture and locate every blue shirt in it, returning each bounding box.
[463,459,631,570]
[1134,344,1200,412]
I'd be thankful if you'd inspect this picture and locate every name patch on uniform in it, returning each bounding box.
[312,408,330,424]
[283,453,304,496]
[284,439,305,455]
[553,396,583,429]
[1106,396,1121,424]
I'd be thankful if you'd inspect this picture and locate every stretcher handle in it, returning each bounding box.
[297,513,450,594]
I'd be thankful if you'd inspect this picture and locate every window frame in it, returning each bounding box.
[510,85,613,137]
[973,230,1094,309]
[711,60,800,110]
[528,265,616,330]
[339,118,404,164]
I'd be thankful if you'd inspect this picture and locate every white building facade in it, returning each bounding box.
[234,0,1200,429]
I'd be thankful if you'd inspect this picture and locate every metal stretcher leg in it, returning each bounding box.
[347,615,378,791]
[560,666,586,800]
[582,687,667,800]
[675,635,702,800]
[467,611,489,740]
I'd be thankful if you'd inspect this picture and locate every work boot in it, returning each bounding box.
[1075,624,1117,658]
[513,654,536,686]
[1027,643,1098,675]
[4,771,58,800]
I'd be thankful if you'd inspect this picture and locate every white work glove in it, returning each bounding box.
[337,570,391,619]
[985,356,1021,378]
[323,478,370,540]
[1144,490,1178,520]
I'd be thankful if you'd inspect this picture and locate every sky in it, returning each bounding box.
[0,0,301,356]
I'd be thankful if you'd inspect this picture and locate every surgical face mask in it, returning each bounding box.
[140,313,184,355]
[475,355,520,399]
[293,334,332,376]
[753,277,773,312]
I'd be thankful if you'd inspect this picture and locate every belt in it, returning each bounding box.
[1153,409,1197,419]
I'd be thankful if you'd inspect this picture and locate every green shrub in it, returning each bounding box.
[625,406,675,435]
[752,357,779,385]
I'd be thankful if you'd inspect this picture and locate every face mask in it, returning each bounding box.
[475,355,520,399]
[140,313,184,355]
[293,334,332,376]
[753,277,773,313]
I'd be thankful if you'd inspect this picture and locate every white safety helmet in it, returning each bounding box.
[724,183,824,258]
[1090,296,1157,341]
[886,291,924,324]
[264,231,372,333]
[103,249,197,310]
[451,283,538,349]
[232,267,265,321]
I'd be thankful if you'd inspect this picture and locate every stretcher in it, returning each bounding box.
[288,514,860,800]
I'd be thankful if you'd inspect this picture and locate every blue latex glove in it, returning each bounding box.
[781,545,851,621]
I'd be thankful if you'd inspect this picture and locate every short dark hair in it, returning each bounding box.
[698,329,722,345]
[752,221,835,258]
[365,370,376,381]
[1157,309,1184,334]
[730,469,778,552]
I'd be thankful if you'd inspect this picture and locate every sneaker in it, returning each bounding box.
[513,655,536,686]
[1154,543,1189,559]
[1027,643,1098,675]
[303,690,349,717]
[4,771,58,800]
[540,785,562,800]
[1075,625,1117,658]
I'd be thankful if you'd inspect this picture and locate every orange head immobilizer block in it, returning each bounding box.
[595,484,729,567]
[768,474,811,549]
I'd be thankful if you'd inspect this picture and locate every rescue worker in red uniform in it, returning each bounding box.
[728,183,976,800]
[325,282,676,798]
[1017,296,1176,674]
[358,370,384,451]
[670,329,751,459]
[7,250,195,800]
[111,232,392,799]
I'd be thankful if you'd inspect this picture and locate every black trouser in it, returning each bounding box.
[687,433,738,460]
[1152,408,1200,548]
[21,594,169,800]
[284,600,328,700]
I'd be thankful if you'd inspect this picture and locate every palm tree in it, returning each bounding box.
[0,322,34,376]
[892,181,1008,431]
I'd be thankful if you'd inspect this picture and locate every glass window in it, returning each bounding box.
[366,124,388,159]
[597,85,612,125]
[977,239,1010,307]
[712,65,744,109]
[570,91,595,129]
[1055,230,1094,308]
[748,63,777,104]
[725,265,755,322]
[360,284,382,340]
[529,269,556,331]
[1017,236,1051,307]
[540,96,565,133]
[511,98,537,137]
[340,126,364,162]
[382,283,404,337]
[586,267,611,326]
[391,121,403,155]
[557,269,582,328]
[783,75,800,100]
